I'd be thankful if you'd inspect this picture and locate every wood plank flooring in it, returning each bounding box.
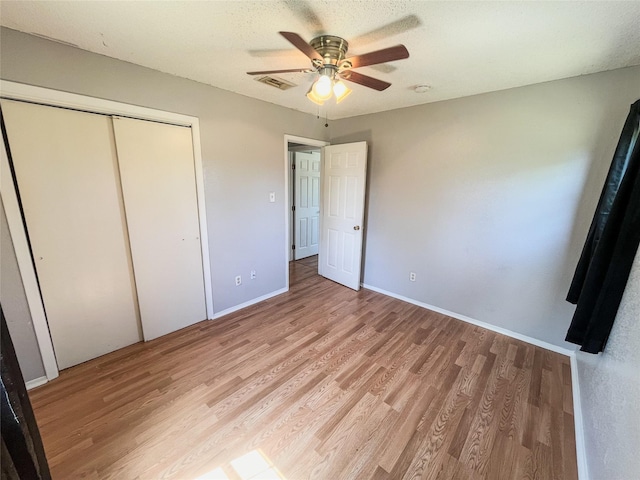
[29,256,578,479]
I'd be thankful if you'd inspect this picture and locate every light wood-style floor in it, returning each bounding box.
[30,256,578,479]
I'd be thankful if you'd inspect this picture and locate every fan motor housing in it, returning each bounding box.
[310,35,349,67]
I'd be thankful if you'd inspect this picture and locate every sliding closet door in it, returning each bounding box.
[112,117,206,340]
[1,100,141,369]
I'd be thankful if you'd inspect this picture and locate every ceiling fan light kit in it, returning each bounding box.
[313,69,334,100]
[306,77,352,105]
[306,84,325,105]
[333,80,352,104]
[248,31,409,105]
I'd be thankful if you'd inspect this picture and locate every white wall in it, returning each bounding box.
[576,250,640,480]
[330,66,640,347]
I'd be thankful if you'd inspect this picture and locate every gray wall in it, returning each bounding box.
[2,26,639,477]
[330,66,640,348]
[0,27,328,381]
[0,27,328,319]
[1,198,46,381]
[2,17,639,422]
[577,252,640,480]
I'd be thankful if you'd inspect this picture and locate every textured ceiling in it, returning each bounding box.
[2,1,640,119]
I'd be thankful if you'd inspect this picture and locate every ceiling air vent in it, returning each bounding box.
[255,76,296,90]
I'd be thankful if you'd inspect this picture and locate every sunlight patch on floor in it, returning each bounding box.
[196,450,286,480]
[196,467,228,479]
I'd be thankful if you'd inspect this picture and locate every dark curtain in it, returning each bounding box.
[566,99,640,353]
[1,307,51,479]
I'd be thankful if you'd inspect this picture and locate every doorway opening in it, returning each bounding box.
[284,135,329,289]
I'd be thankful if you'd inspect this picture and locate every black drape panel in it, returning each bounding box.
[566,99,640,353]
[0,307,51,479]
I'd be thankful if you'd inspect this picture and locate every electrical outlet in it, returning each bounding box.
[250,270,256,280]
[409,272,416,282]
[235,275,242,286]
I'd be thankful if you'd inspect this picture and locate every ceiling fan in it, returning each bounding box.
[247,32,410,105]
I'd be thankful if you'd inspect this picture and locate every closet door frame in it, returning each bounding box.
[0,80,214,385]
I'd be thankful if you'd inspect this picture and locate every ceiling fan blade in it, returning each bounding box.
[279,31,323,62]
[345,45,409,68]
[339,70,391,91]
[247,68,314,75]
[350,15,421,47]
[282,1,325,35]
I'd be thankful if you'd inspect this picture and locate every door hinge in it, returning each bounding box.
[292,163,296,170]
[292,206,295,212]
[292,245,296,250]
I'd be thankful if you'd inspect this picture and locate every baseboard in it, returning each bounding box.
[212,287,288,320]
[25,376,48,390]
[361,284,574,355]
[569,353,589,480]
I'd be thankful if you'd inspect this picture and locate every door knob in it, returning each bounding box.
[353,226,360,230]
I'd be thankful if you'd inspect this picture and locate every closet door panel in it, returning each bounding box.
[112,117,206,340]
[1,100,141,369]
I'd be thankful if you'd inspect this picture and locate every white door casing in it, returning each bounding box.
[294,151,321,260]
[1,100,142,370]
[319,141,368,290]
[112,117,207,341]
[1,130,58,380]
[283,135,329,290]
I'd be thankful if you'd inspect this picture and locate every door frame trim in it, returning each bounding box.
[283,135,329,290]
[1,138,59,381]
[0,80,214,381]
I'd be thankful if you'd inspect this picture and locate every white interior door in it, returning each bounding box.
[1,100,142,369]
[294,151,321,260]
[112,117,206,341]
[319,141,368,290]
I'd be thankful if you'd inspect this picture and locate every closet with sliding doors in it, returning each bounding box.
[1,99,208,370]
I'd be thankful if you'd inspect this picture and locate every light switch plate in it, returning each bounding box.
[269,192,276,203]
